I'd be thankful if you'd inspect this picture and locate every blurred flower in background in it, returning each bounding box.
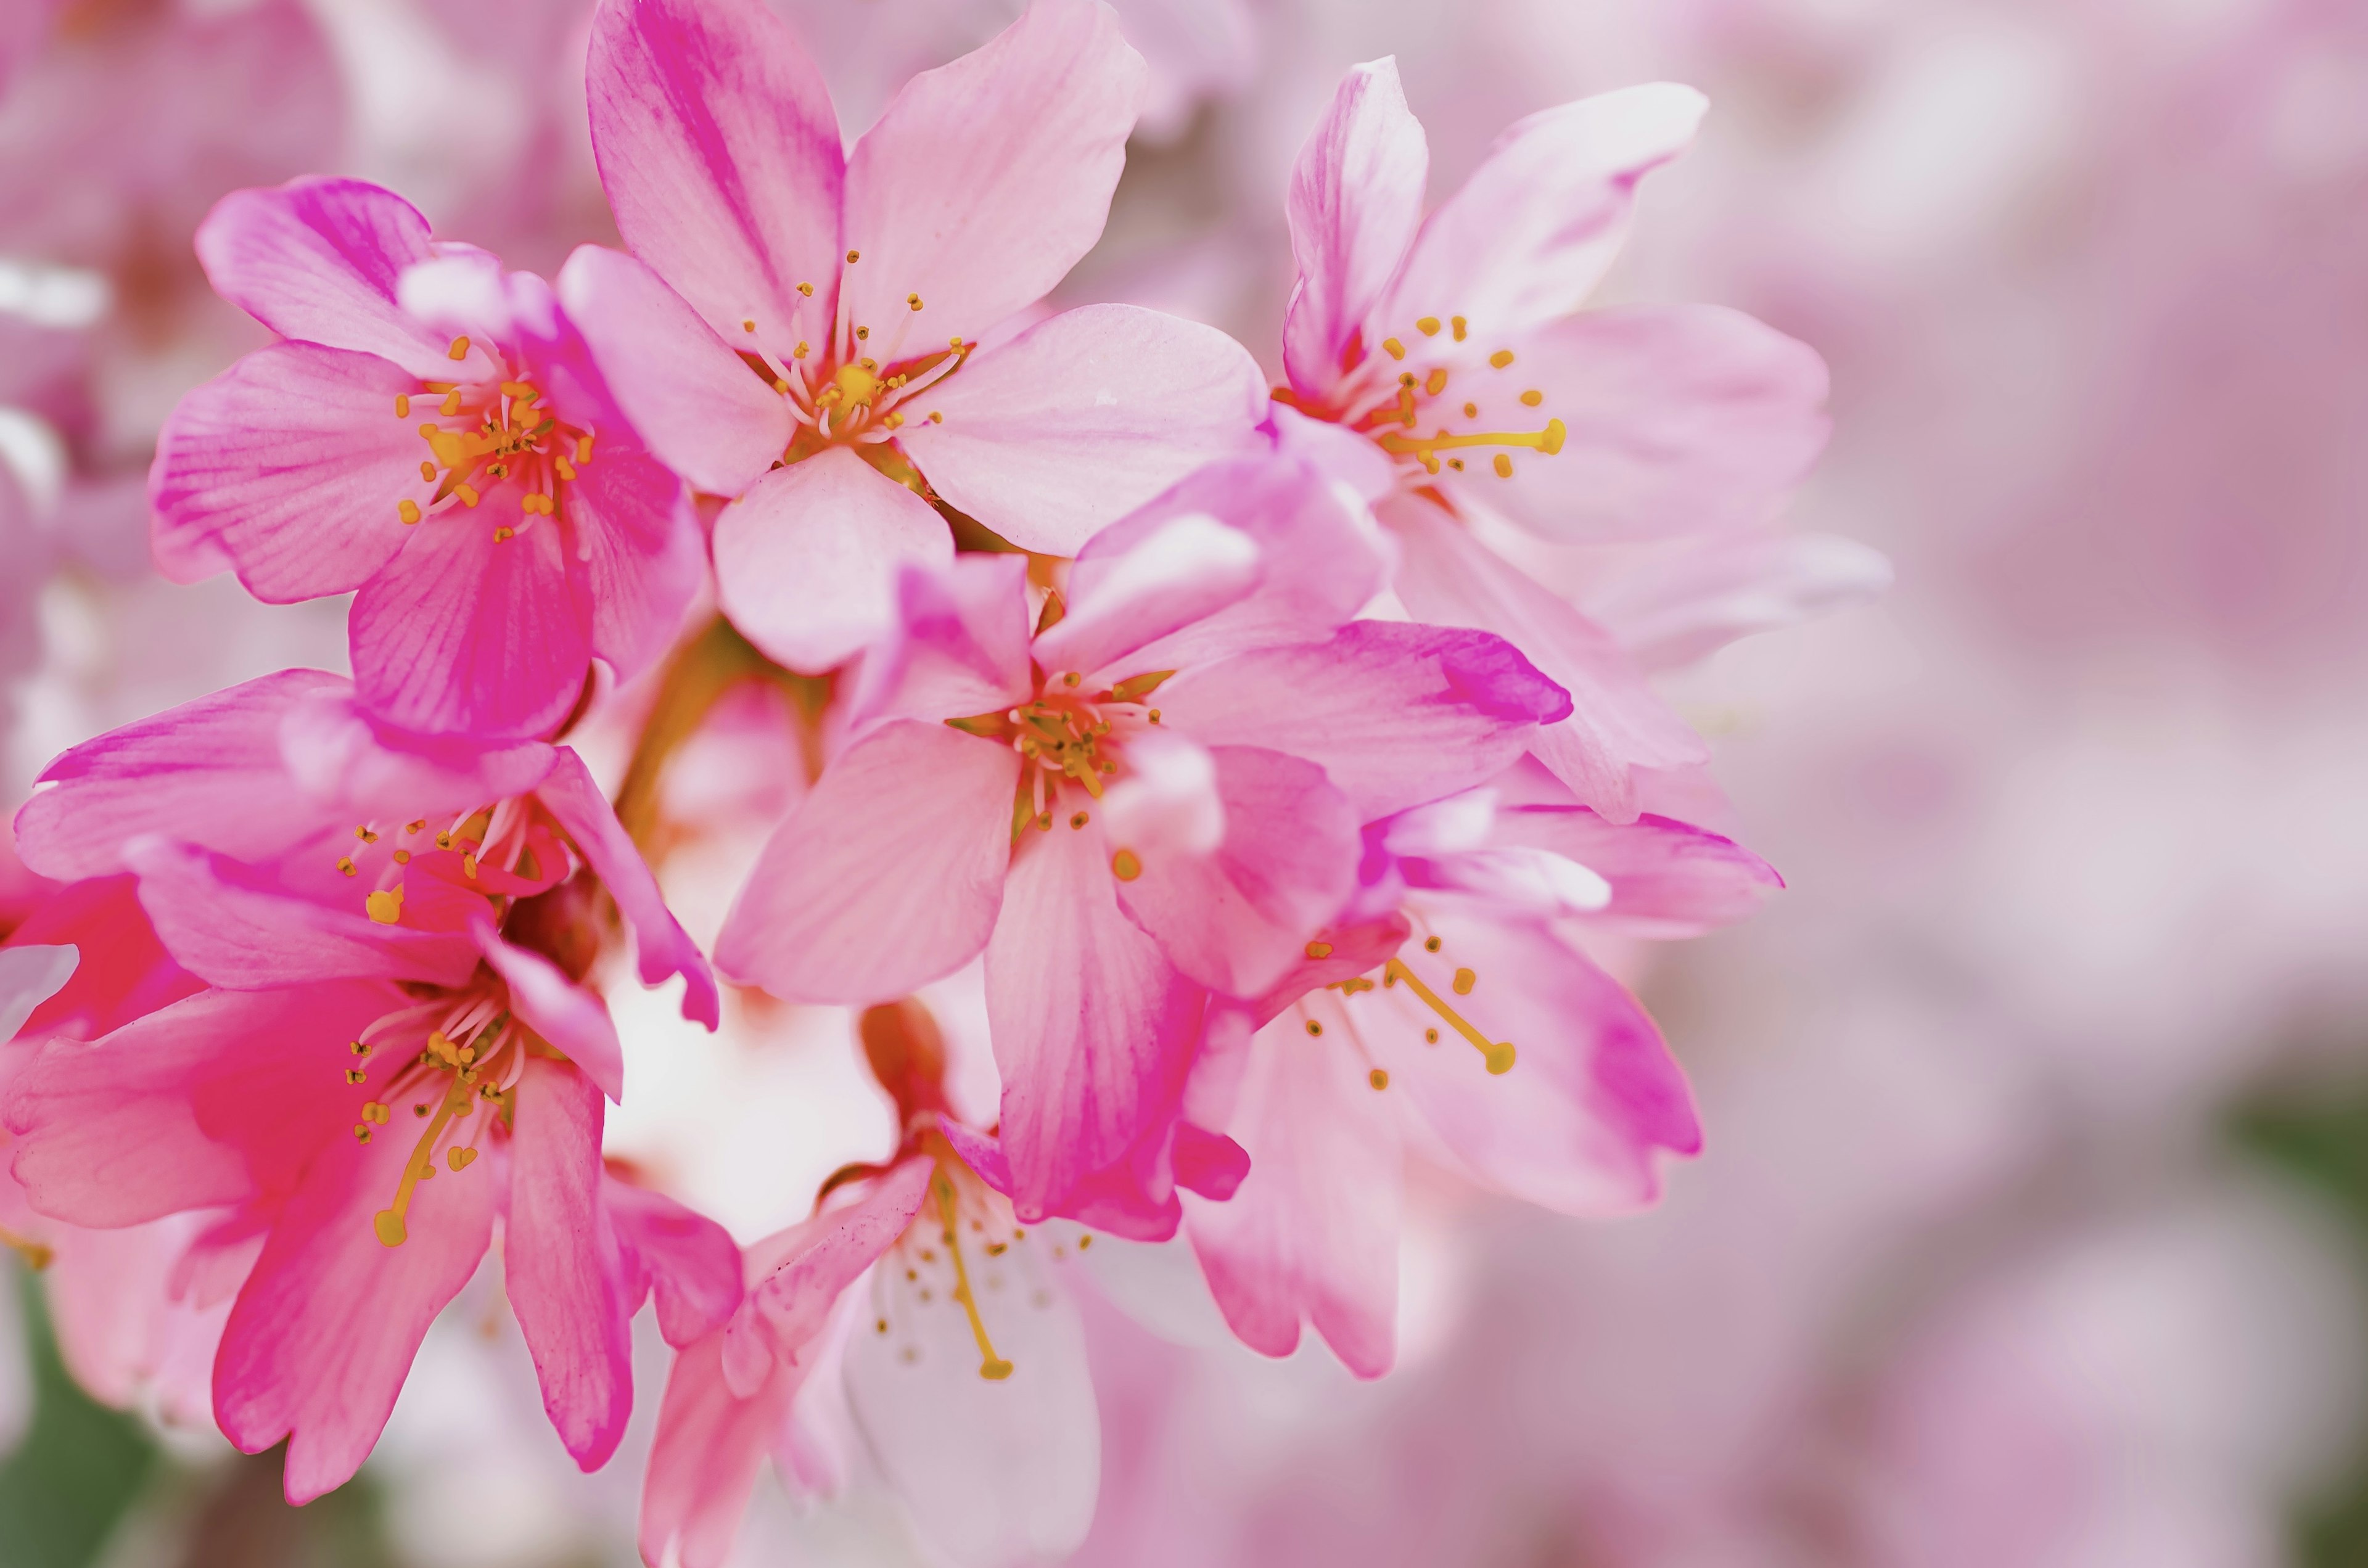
[3,1,2367,1566]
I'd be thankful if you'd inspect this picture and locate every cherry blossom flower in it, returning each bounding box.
[569,0,1268,672]
[717,454,1572,1221]
[150,178,704,740]
[1183,780,1778,1375]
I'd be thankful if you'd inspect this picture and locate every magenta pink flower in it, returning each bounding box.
[716,456,1572,1220]
[1182,782,1779,1375]
[569,0,1268,672]
[150,178,703,739]
[1273,60,1833,822]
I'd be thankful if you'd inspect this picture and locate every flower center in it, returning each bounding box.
[331,797,546,927]
[392,337,593,541]
[950,670,1173,856]
[1276,317,1566,481]
[733,256,974,464]
[347,987,522,1246]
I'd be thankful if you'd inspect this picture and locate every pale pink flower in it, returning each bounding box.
[150,178,704,739]
[569,0,1268,672]
[717,455,1572,1221]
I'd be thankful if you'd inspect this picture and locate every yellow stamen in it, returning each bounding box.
[1305,940,1333,959]
[440,389,462,416]
[1369,1069,1390,1090]
[398,499,421,525]
[374,1079,469,1247]
[797,281,815,297]
[845,249,861,264]
[394,393,411,417]
[1450,316,1468,341]
[1494,454,1513,477]
[1375,418,1564,472]
[454,483,480,507]
[1111,848,1141,881]
[500,380,535,400]
[1416,316,1441,335]
[907,293,924,310]
[1382,958,1515,1073]
[1382,337,1406,359]
[932,1168,1013,1379]
[366,887,403,924]
[493,527,514,543]
[1519,389,1544,407]
[1489,348,1515,369]
[1424,368,1448,396]
[447,336,470,361]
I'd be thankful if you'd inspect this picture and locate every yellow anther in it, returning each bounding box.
[1416,316,1441,336]
[1424,368,1449,396]
[1061,671,1082,687]
[797,281,815,297]
[440,390,462,416]
[1494,454,1513,477]
[882,411,904,430]
[447,336,470,360]
[575,435,593,464]
[1305,940,1333,959]
[421,460,437,482]
[1069,811,1088,830]
[394,393,411,417]
[493,527,514,542]
[337,856,356,876]
[1381,958,1515,1074]
[345,1067,367,1084]
[1369,1069,1389,1090]
[1450,316,1468,340]
[932,1168,1013,1380]
[392,848,410,864]
[447,1146,477,1171]
[950,336,965,350]
[554,456,576,481]
[500,382,536,401]
[927,411,942,424]
[1304,1019,1323,1037]
[356,825,377,842]
[1489,348,1515,369]
[366,887,403,924]
[1465,402,1478,418]
[834,363,880,406]
[398,499,421,525]
[1519,389,1544,407]
[354,1125,371,1142]
[845,249,860,264]
[351,1040,372,1057]
[1453,967,1476,995]
[792,342,809,360]
[907,293,923,310]
[1111,848,1142,881]
[855,325,870,341]
[462,852,479,879]
[1424,937,1442,952]
[1382,337,1406,360]
[742,319,756,333]
[454,483,480,507]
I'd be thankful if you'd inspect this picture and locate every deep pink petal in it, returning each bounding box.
[126,839,482,990]
[1171,1122,1248,1201]
[604,1174,742,1346]
[1281,57,1429,397]
[987,818,1205,1219]
[348,495,593,740]
[711,449,954,673]
[1385,496,1705,823]
[716,720,1016,1003]
[1585,529,1893,671]
[1375,83,1705,353]
[556,245,792,498]
[897,305,1264,555]
[844,554,1035,729]
[1115,745,1359,998]
[1184,1019,1400,1377]
[1490,805,1782,937]
[1152,620,1570,820]
[6,879,206,1044]
[504,1056,631,1470]
[585,0,842,361]
[193,178,451,376]
[1444,306,1832,543]
[476,926,624,1102]
[841,0,1143,347]
[149,343,426,599]
[215,1109,497,1503]
[532,749,719,1027]
[564,446,703,685]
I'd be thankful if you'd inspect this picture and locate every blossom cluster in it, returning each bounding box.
[0,0,1850,1561]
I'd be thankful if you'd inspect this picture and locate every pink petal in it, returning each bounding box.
[841,0,1143,347]
[5,878,206,1044]
[1184,1019,1400,1377]
[1585,530,1893,672]
[532,749,719,1028]
[1151,620,1571,820]
[716,720,1016,1003]
[193,178,452,377]
[741,1156,931,1349]
[1384,496,1705,823]
[1281,57,1429,397]
[476,926,625,1102]
[1490,805,1782,937]
[987,818,1205,1218]
[844,553,1035,729]
[556,245,792,498]
[1030,506,1261,681]
[565,445,704,685]
[504,1056,631,1469]
[1445,306,1832,543]
[1115,745,1359,998]
[15,668,348,881]
[604,1173,744,1347]
[897,304,1264,555]
[1376,84,1706,355]
[585,0,843,363]
[1171,1122,1248,1201]
[348,494,593,740]
[215,1106,497,1503]
[126,839,482,990]
[6,980,395,1227]
[1363,903,1700,1212]
[277,683,561,826]
[712,448,953,673]
[150,343,427,599]
[638,1331,804,1568]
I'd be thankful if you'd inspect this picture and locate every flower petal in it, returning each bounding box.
[604,1173,743,1347]
[638,1331,805,1568]
[1586,530,1893,671]
[841,0,1143,345]
[711,448,953,674]
[1281,57,1429,397]
[150,343,426,599]
[987,817,1206,1218]
[564,445,704,686]
[556,245,793,498]
[742,1155,932,1349]
[585,0,843,361]
[1490,805,1782,937]
[844,553,1035,729]
[277,683,561,826]
[717,720,1017,1004]
[475,926,625,1102]
[1030,506,1262,681]
[194,178,451,376]
[504,1056,632,1470]
[348,495,593,741]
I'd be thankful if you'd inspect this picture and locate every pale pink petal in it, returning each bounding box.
[717,720,1016,1003]
[1116,745,1359,998]
[1030,506,1261,680]
[126,839,482,990]
[194,178,451,376]
[585,0,842,362]
[841,0,1143,345]
[475,926,625,1102]
[1151,620,1570,820]
[1585,530,1893,671]
[1281,57,1429,397]
[604,1175,742,1347]
[566,446,705,685]
[44,1217,242,1432]
[844,553,1035,729]
[1445,306,1832,543]
[1489,805,1782,937]
[215,1110,497,1503]
[897,304,1264,555]
[639,1331,805,1568]
[556,245,792,498]
[1376,84,1706,354]
[13,669,348,880]
[1185,1018,1401,1376]
[986,818,1205,1218]
[1363,903,1700,1212]
[149,343,427,599]
[348,495,593,740]
[1384,496,1706,822]
[0,944,76,1040]
[505,1056,631,1469]
[533,749,719,1027]
[712,448,953,673]
[740,1156,932,1348]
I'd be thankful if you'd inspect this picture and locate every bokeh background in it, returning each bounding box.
[5,0,2368,1564]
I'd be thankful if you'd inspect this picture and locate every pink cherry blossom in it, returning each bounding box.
[716,454,1572,1220]
[570,0,1269,672]
[150,178,704,740]
[1182,781,1778,1376]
